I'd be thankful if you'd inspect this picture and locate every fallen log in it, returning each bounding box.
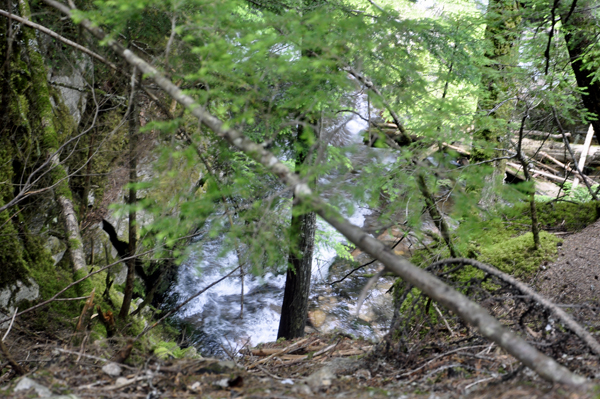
[506,162,574,184]
[520,137,600,166]
[539,152,597,186]
[512,129,572,140]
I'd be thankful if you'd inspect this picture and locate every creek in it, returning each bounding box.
[174,96,406,356]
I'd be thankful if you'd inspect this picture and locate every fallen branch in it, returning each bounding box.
[539,152,596,186]
[0,340,27,375]
[430,258,600,358]
[247,337,310,369]
[47,0,588,386]
[511,129,572,140]
[520,137,600,166]
[507,162,574,184]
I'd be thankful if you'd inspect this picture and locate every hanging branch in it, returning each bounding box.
[544,0,560,75]
[344,67,413,144]
[416,173,460,258]
[515,109,540,249]
[44,0,590,386]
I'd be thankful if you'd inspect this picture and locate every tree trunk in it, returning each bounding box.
[278,122,317,340]
[119,73,139,320]
[473,0,521,205]
[560,0,600,143]
[277,210,316,339]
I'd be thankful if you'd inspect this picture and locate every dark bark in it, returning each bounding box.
[560,0,600,143]
[119,74,139,320]
[278,123,317,340]
[278,210,317,339]
[416,173,459,258]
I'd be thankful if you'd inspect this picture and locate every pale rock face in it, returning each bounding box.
[0,278,39,327]
[45,235,67,265]
[14,377,52,397]
[50,56,90,126]
[308,309,327,328]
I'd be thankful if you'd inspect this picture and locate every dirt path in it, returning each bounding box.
[538,219,600,328]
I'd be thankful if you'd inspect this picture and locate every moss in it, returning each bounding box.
[476,231,560,278]
[52,167,73,200]
[534,201,598,232]
[0,208,30,291]
[69,238,82,250]
[73,268,94,298]
[27,244,81,328]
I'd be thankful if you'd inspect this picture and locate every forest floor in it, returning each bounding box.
[2,221,600,398]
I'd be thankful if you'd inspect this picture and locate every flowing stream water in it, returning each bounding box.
[175,96,401,356]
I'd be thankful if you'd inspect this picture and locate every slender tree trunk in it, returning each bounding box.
[473,0,521,206]
[416,173,459,258]
[560,0,600,143]
[119,71,139,320]
[278,123,317,339]
[516,113,540,250]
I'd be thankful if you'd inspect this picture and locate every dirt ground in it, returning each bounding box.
[3,221,600,398]
[0,330,595,399]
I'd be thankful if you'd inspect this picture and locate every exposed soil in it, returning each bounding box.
[538,220,600,324]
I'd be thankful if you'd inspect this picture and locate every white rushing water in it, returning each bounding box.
[175,95,397,354]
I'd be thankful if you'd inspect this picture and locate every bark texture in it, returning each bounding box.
[278,210,316,339]
[49,0,588,386]
[560,0,600,143]
[278,121,318,339]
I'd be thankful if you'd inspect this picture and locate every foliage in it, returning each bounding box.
[152,341,198,360]
[537,182,600,204]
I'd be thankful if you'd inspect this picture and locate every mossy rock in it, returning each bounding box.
[477,231,560,278]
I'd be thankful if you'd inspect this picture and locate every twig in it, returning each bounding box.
[0,9,117,70]
[330,233,408,284]
[396,345,487,378]
[134,265,242,341]
[433,302,454,337]
[2,307,18,341]
[54,348,109,363]
[464,376,496,390]
[254,365,283,380]
[248,338,309,369]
